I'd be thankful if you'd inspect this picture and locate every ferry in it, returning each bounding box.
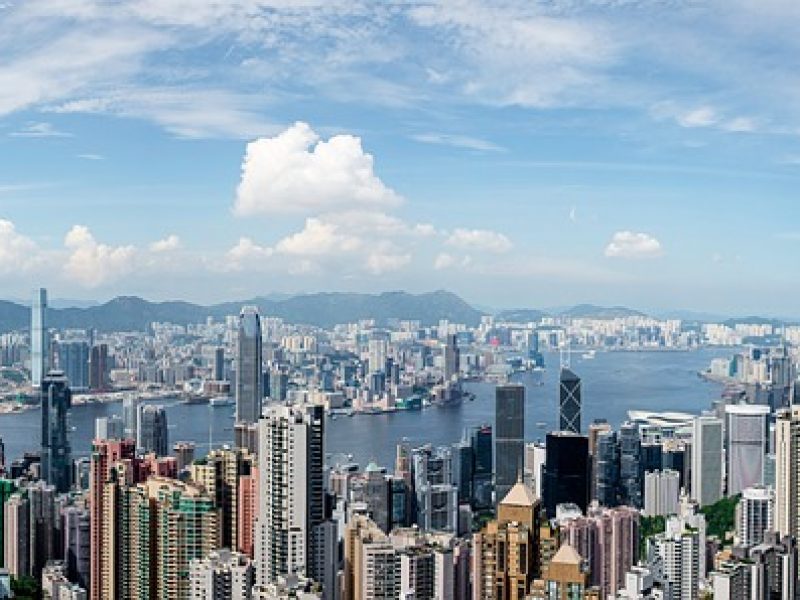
[209,396,234,407]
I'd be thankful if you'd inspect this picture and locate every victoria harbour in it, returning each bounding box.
[0,349,728,469]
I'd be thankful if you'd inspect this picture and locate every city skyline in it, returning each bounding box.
[1,2,799,314]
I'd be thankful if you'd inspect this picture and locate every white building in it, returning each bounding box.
[735,486,774,548]
[775,406,800,540]
[189,550,254,600]
[725,405,769,495]
[691,416,723,507]
[644,470,680,517]
[648,516,701,600]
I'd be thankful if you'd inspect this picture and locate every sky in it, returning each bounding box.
[1,0,800,315]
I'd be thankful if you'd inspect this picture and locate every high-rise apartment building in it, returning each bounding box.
[63,504,91,590]
[528,544,590,600]
[236,307,263,424]
[94,416,124,441]
[542,432,590,518]
[4,492,29,578]
[0,479,15,568]
[40,371,72,493]
[647,516,701,600]
[190,549,254,600]
[495,384,525,503]
[736,485,774,548]
[255,404,329,589]
[136,404,168,456]
[725,404,769,495]
[691,416,723,507]
[559,367,581,434]
[190,446,255,550]
[31,288,49,389]
[472,481,541,600]
[774,406,800,540]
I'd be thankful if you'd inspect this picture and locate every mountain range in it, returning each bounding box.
[0,292,793,333]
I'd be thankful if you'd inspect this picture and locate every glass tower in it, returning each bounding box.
[495,384,525,503]
[31,288,48,389]
[236,306,263,424]
[40,371,72,493]
[559,367,581,434]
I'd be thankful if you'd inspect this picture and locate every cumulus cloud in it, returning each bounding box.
[604,231,663,259]
[275,218,361,256]
[9,121,71,138]
[149,234,181,252]
[445,228,512,253]
[0,219,41,273]
[365,248,412,275]
[225,237,273,270]
[63,225,136,287]
[434,252,473,270]
[233,122,401,217]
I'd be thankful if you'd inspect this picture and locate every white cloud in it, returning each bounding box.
[411,132,505,152]
[149,234,181,253]
[604,231,663,259]
[233,122,401,217]
[445,228,512,253]
[676,106,719,128]
[0,219,41,273]
[63,225,136,287]
[365,248,411,275]
[434,252,472,270]
[9,121,71,138]
[225,237,273,270]
[275,218,361,256]
[76,153,104,160]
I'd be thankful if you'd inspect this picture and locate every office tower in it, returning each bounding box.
[214,346,226,382]
[559,367,581,434]
[88,344,108,391]
[588,419,612,456]
[94,416,124,441]
[56,340,90,391]
[120,477,217,599]
[748,531,797,599]
[89,438,135,600]
[725,405,769,495]
[542,432,590,518]
[236,306,263,424]
[28,481,59,578]
[268,367,288,403]
[560,505,639,598]
[40,371,72,493]
[190,447,254,550]
[691,416,723,507]
[662,441,688,491]
[495,384,525,503]
[63,505,90,590]
[442,333,459,382]
[524,441,546,501]
[472,481,540,600]
[595,430,620,507]
[640,442,662,474]
[453,439,473,505]
[356,463,392,533]
[238,468,258,557]
[255,404,328,588]
[411,445,459,533]
[136,404,168,456]
[643,470,680,517]
[121,394,139,441]
[234,422,259,455]
[471,425,493,510]
[173,441,195,471]
[647,516,701,600]
[190,549,254,600]
[4,493,29,578]
[619,422,642,508]
[528,544,588,600]
[367,330,389,375]
[31,288,49,389]
[736,486,774,548]
[0,479,15,567]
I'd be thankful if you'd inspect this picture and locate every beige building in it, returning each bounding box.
[528,544,597,600]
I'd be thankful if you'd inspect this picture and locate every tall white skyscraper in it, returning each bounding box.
[736,485,774,548]
[648,516,701,600]
[775,407,800,539]
[31,288,49,389]
[725,404,769,495]
[255,404,329,590]
[236,306,263,424]
[691,416,723,507]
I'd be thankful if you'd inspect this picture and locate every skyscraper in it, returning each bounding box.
[495,384,525,503]
[56,340,89,391]
[647,516,701,600]
[442,333,459,382]
[559,367,581,434]
[542,431,589,518]
[30,288,48,389]
[189,549,254,600]
[40,371,72,493]
[775,406,800,539]
[214,346,226,382]
[725,404,769,495]
[691,416,723,507]
[94,416,124,441]
[136,404,169,456]
[255,404,328,588]
[121,394,139,441]
[236,306,263,424]
[595,430,620,507]
[643,470,680,517]
[736,485,774,548]
[88,344,108,391]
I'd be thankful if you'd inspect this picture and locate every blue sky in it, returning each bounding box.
[1,0,799,315]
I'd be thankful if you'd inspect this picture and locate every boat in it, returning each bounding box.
[210,396,234,407]
[581,350,597,360]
